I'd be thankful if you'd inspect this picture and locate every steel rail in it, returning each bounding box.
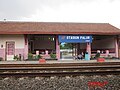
[0,64,120,77]
[0,62,120,77]
[0,62,120,67]
[0,71,120,77]
[0,65,120,71]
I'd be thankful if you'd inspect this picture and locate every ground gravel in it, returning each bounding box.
[0,75,120,90]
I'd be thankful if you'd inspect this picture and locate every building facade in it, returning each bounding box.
[0,22,120,60]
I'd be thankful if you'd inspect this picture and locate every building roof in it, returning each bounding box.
[0,21,120,35]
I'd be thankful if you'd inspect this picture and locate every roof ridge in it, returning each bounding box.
[0,21,109,24]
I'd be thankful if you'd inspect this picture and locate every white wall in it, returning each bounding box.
[0,35,24,49]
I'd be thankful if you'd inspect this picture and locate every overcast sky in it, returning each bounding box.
[0,0,120,28]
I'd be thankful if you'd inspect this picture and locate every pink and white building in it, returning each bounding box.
[0,22,120,60]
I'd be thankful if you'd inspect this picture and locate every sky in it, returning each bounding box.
[0,0,120,28]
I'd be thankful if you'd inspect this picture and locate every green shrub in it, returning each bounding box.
[50,53,56,59]
[28,53,33,59]
[95,53,100,59]
[37,55,41,59]
[13,55,19,60]
[28,53,41,60]
[34,55,41,59]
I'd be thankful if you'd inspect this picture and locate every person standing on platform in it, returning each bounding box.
[85,52,90,60]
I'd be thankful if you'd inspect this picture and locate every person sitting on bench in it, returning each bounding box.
[78,53,83,60]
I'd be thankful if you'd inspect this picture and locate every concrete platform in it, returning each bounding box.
[0,59,120,64]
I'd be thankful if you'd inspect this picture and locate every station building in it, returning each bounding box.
[0,22,120,61]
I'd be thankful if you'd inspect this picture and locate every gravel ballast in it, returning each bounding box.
[0,75,120,90]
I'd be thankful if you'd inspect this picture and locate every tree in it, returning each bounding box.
[60,43,72,49]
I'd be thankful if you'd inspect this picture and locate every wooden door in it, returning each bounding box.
[6,42,15,61]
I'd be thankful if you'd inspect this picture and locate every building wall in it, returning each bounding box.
[0,35,25,60]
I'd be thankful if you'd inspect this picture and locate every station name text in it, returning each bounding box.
[66,36,90,40]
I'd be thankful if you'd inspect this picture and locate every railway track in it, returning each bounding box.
[0,62,120,77]
[0,71,120,77]
[0,65,120,70]
[0,62,120,67]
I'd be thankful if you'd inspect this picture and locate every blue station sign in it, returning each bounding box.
[58,35,92,43]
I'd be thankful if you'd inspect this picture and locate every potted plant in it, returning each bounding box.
[97,57,105,62]
[37,54,41,59]
[95,52,105,62]
[39,55,46,63]
[28,53,33,60]
[13,55,19,61]
[95,52,100,59]
[50,53,56,59]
